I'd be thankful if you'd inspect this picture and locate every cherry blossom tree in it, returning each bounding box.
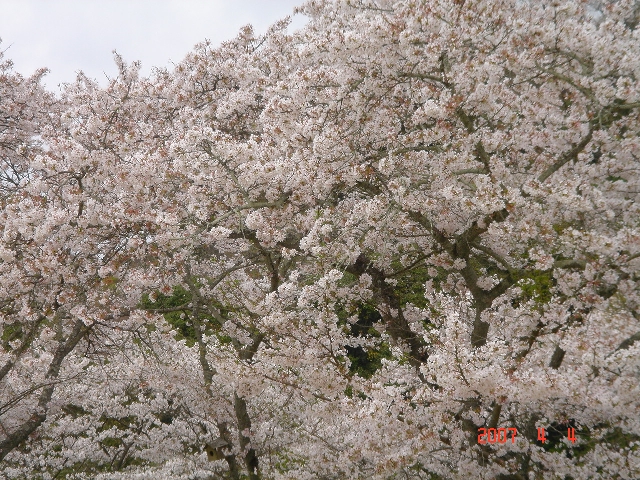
[1,0,640,478]
[0,46,67,460]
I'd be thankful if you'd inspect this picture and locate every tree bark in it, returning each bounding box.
[347,254,428,369]
[0,319,89,461]
[234,394,260,480]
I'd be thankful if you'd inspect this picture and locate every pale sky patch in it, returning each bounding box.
[0,0,306,91]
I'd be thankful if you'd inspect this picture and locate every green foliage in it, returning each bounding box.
[568,425,640,460]
[96,414,140,464]
[50,457,149,479]
[346,304,392,379]
[349,304,381,337]
[97,414,137,433]
[514,270,555,307]
[140,284,233,348]
[61,403,88,418]
[530,419,640,477]
[140,286,195,345]
[606,175,626,182]
[274,449,307,475]
[23,414,149,479]
[347,343,393,379]
[553,221,576,235]
[1,321,23,350]
[394,264,431,309]
[46,460,116,480]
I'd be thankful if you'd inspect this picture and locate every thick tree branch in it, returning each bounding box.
[538,129,593,183]
[615,331,640,352]
[347,254,429,372]
[0,319,90,462]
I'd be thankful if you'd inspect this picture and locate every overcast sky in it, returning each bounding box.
[0,0,306,92]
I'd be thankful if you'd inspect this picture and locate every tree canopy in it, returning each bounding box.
[1,0,640,478]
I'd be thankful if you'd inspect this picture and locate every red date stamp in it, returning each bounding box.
[478,427,577,444]
[478,427,518,444]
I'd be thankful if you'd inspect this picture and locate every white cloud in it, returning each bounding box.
[0,0,305,91]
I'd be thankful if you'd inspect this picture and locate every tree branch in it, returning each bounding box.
[538,129,593,183]
[0,319,90,461]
